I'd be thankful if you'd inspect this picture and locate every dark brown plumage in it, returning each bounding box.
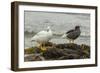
[66,26,81,43]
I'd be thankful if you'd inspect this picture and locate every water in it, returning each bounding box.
[25,34,90,49]
[24,11,90,49]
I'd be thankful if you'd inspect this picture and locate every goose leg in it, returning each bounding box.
[71,40,74,43]
[70,39,72,43]
[68,39,73,47]
[73,40,74,43]
[37,42,42,49]
[71,39,72,43]
[40,43,47,51]
[37,42,43,50]
[69,39,71,43]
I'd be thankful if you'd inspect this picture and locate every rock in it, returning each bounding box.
[42,47,82,60]
[56,43,81,51]
[55,44,68,49]
[67,54,80,59]
[42,47,66,60]
[63,49,81,54]
[24,47,35,54]
[80,44,90,58]
[24,54,45,61]
[58,54,80,60]
[44,42,55,47]
[25,42,90,61]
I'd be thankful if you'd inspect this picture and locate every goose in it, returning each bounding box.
[62,26,81,43]
[31,26,53,51]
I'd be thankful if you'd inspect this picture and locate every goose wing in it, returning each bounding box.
[31,31,48,41]
[66,29,74,34]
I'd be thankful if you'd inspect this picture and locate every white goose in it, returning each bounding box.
[31,26,52,51]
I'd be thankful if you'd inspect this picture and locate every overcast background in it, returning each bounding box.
[24,11,90,35]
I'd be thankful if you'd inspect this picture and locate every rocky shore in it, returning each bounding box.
[24,42,90,61]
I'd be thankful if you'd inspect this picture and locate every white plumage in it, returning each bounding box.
[61,33,67,39]
[31,26,52,50]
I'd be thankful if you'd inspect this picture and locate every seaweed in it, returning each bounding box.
[24,42,90,61]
